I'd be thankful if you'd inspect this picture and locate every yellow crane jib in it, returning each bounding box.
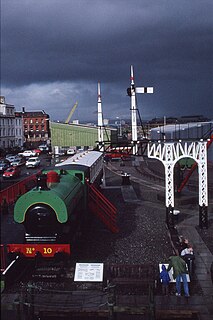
[65,101,78,124]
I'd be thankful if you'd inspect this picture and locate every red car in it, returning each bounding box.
[33,149,42,156]
[3,166,21,179]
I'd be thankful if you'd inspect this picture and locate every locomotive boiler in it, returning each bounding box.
[9,151,104,258]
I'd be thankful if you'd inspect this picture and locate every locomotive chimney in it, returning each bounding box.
[36,174,49,190]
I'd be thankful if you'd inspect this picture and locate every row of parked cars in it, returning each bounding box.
[0,149,42,179]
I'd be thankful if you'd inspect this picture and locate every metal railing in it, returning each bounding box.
[0,171,41,209]
[87,182,119,233]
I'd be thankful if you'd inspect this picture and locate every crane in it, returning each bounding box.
[65,101,78,124]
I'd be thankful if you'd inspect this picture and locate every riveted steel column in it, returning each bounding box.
[164,143,175,229]
[198,141,208,228]
[148,140,209,229]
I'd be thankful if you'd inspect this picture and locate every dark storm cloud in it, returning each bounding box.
[1,0,213,121]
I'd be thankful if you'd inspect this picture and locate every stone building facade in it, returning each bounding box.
[0,96,16,150]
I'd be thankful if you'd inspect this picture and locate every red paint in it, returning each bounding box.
[47,171,60,183]
[7,244,71,258]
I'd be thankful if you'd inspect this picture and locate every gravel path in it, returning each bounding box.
[76,166,173,267]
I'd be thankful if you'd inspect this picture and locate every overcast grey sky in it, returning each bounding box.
[1,0,213,122]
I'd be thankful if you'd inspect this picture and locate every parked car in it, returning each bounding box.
[6,155,19,163]
[0,161,10,173]
[18,150,37,158]
[25,157,40,168]
[11,158,26,167]
[3,166,21,179]
[67,148,76,155]
[34,149,42,156]
[38,145,49,152]
[55,150,66,156]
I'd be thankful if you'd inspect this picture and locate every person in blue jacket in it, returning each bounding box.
[160,264,170,295]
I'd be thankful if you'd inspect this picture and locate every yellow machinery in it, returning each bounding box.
[65,102,78,124]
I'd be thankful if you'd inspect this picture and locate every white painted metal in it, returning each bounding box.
[97,82,104,151]
[56,150,102,168]
[55,150,103,184]
[148,141,208,207]
[130,65,138,155]
[135,87,154,94]
[198,142,208,206]
[130,65,154,155]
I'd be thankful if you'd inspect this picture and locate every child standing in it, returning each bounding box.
[160,264,170,295]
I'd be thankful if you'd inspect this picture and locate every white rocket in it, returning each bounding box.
[97,82,104,151]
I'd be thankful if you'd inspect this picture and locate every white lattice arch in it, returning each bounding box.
[148,141,208,208]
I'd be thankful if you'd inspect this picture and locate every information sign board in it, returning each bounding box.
[74,263,104,282]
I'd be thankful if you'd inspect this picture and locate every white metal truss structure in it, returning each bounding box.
[97,82,104,152]
[148,140,208,210]
[129,65,153,155]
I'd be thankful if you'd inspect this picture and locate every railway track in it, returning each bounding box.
[1,159,211,319]
[107,159,213,196]
[107,161,165,192]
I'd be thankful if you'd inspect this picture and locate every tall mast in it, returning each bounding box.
[127,65,154,155]
[97,81,104,151]
[130,65,138,155]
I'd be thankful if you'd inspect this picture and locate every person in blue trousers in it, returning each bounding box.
[167,255,190,297]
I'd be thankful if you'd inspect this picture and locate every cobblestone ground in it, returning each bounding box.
[76,164,170,262]
[80,161,213,294]
[196,219,213,255]
[75,166,204,295]
[77,186,172,266]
